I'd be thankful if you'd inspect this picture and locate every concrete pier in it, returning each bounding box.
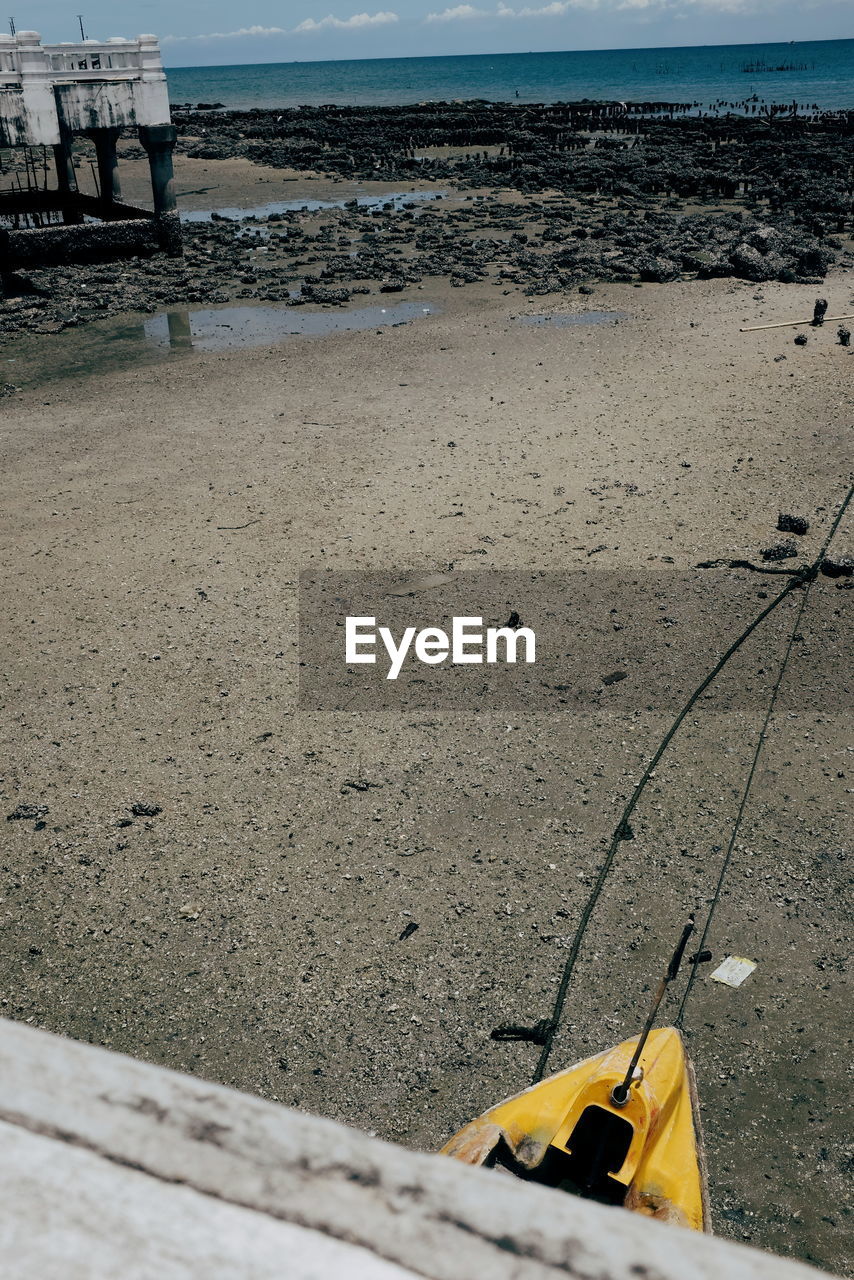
[0,31,182,263]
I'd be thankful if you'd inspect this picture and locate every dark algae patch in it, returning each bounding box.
[2,103,852,343]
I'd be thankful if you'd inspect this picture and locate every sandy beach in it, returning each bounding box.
[1,132,852,1275]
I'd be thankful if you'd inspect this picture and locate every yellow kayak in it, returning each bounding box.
[441,1026,710,1232]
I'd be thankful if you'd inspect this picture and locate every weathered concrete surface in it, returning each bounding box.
[2,1123,415,1280]
[0,32,170,148]
[0,1019,842,1280]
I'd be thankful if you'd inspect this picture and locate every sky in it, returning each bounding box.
[16,1,852,66]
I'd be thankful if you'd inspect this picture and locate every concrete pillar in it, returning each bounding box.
[88,126,122,207]
[139,123,183,258]
[53,141,77,194]
[54,136,84,225]
[138,124,177,214]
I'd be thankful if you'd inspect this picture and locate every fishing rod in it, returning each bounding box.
[492,484,853,1083]
[611,917,710,1107]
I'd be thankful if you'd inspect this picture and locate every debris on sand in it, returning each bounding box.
[6,803,48,821]
[820,555,854,578]
[761,541,798,562]
[130,802,163,818]
[777,513,810,536]
[711,956,757,988]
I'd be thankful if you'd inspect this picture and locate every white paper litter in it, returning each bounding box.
[710,955,756,988]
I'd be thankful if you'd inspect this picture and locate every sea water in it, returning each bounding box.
[166,39,854,111]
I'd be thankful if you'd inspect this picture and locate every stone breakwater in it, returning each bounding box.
[1,103,852,339]
[179,101,853,212]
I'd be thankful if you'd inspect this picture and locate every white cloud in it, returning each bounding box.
[165,0,803,44]
[677,0,751,10]
[293,10,400,31]
[163,26,288,42]
[425,4,489,20]
[513,2,575,13]
[497,0,600,14]
[163,12,399,42]
[613,0,751,10]
[427,0,600,18]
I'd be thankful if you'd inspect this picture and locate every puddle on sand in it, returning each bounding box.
[517,311,628,327]
[5,301,439,386]
[181,190,447,224]
[144,302,438,350]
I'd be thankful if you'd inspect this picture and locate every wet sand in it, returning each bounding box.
[1,158,852,1274]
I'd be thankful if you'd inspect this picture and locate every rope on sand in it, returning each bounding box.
[500,484,853,1084]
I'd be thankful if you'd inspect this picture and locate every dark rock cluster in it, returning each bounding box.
[179,102,854,234]
[1,101,852,338]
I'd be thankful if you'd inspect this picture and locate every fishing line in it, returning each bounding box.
[530,484,852,1085]
[676,482,853,1026]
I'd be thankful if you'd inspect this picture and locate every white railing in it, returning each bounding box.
[0,32,164,84]
[44,40,146,77]
[0,37,19,77]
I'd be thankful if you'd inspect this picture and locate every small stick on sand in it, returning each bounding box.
[741,313,854,333]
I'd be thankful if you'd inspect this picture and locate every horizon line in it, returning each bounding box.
[163,33,854,73]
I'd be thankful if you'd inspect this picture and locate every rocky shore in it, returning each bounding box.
[1,103,852,339]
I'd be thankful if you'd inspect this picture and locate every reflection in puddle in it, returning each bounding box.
[165,310,194,348]
[145,302,438,351]
[6,301,439,386]
[517,311,628,327]
[181,190,446,223]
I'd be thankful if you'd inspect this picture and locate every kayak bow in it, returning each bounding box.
[442,1026,710,1232]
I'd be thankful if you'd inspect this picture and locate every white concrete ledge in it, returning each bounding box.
[0,32,170,146]
[0,1020,840,1280]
